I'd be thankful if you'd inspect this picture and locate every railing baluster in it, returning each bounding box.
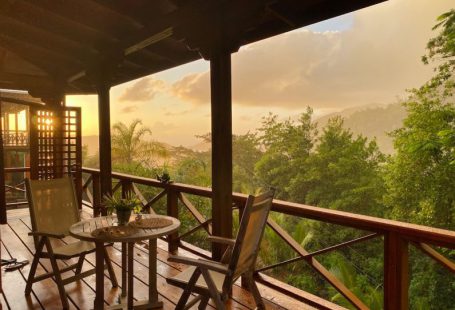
[167,188,179,254]
[266,218,369,310]
[121,179,133,199]
[384,232,409,310]
[414,242,455,273]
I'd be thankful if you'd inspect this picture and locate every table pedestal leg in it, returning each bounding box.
[127,242,134,309]
[149,239,158,303]
[121,242,127,299]
[95,241,105,310]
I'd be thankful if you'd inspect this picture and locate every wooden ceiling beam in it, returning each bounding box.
[0,35,83,68]
[0,0,119,51]
[243,0,386,45]
[0,17,98,64]
[0,72,54,91]
[67,0,214,84]
[177,0,270,58]
[23,0,141,40]
[0,36,80,78]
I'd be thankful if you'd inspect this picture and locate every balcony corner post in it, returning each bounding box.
[384,232,409,310]
[95,81,113,201]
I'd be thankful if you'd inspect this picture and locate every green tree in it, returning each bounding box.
[111,119,168,171]
[291,117,386,217]
[255,108,317,199]
[385,10,455,309]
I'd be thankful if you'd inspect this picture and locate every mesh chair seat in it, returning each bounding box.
[49,241,96,259]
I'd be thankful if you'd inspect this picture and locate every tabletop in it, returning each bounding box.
[69,214,180,243]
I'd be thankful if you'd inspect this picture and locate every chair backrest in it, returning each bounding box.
[225,190,274,286]
[26,177,80,240]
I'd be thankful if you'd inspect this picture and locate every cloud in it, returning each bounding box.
[164,110,191,116]
[119,77,166,102]
[121,105,138,113]
[170,0,453,109]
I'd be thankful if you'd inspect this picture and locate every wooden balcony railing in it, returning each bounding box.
[2,166,454,309]
[79,167,455,310]
[4,166,30,208]
[2,130,29,147]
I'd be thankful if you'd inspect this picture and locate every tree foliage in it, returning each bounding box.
[112,119,168,170]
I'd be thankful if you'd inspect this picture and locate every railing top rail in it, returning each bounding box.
[5,167,30,173]
[82,167,455,248]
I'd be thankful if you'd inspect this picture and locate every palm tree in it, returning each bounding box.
[111,119,168,168]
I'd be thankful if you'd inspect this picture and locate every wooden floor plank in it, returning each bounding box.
[21,216,179,309]
[0,291,9,310]
[9,218,102,310]
[1,242,41,310]
[0,222,74,310]
[16,218,124,309]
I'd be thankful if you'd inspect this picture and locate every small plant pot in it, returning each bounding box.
[117,209,132,226]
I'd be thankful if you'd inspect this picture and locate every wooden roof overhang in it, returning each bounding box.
[0,0,386,99]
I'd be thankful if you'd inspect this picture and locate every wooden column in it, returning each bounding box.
[97,83,112,202]
[0,97,6,224]
[210,49,233,260]
[384,232,409,310]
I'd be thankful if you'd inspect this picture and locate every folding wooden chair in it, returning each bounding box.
[25,177,118,309]
[167,190,275,310]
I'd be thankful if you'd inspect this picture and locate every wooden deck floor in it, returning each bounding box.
[0,208,316,310]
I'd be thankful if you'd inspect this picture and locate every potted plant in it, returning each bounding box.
[156,167,172,184]
[104,194,141,225]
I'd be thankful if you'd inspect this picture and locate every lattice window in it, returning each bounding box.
[30,106,82,206]
[34,109,55,180]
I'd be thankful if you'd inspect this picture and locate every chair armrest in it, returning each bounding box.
[168,255,229,274]
[207,236,236,246]
[28,231,65,239]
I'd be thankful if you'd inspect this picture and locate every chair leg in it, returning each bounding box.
[198,296,209,310]
[45,238,70,310]
[201,268,225,310]
[176,268,202,310]
[25,237,45,295]
[103,247,118,287]
[245,273,265,310]
[75,253,85,275]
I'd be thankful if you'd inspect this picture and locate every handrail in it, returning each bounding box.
[81,167,455,310]
[82,167,455,249]
[5,167,30,173]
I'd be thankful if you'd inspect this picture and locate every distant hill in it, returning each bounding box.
[315,103,407,154]
[83,103,406,157]
[82,135,100,156]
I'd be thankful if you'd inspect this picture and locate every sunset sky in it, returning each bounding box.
[66,0,454,147]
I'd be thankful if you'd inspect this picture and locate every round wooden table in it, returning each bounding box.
[70,214,180,310]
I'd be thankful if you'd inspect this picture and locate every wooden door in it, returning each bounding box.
[29,106,82,206]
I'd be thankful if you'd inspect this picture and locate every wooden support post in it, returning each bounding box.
[210,49,233,260]
[92,172,102,216]
[384,232,409,310]
[167,188,179,254]
[0,97,6,224]
[97,83,112,200]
